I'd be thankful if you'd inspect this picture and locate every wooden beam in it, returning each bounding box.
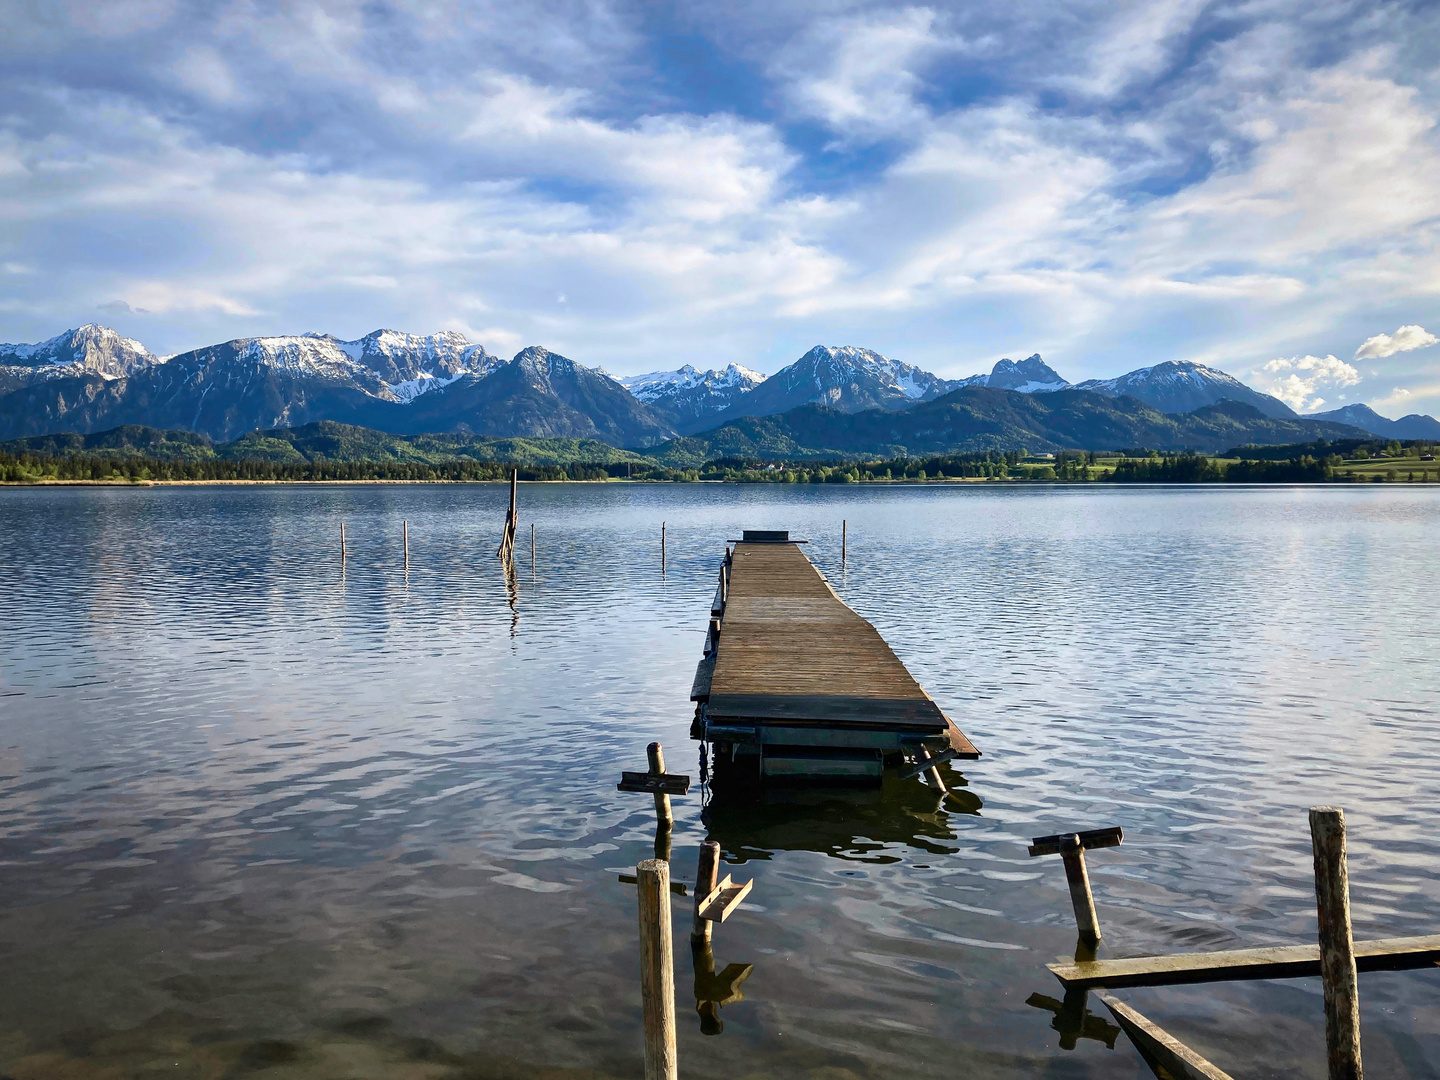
[1029,826,1124,857]
[1094,990,1236,1080]
[618,771,691,796]
[697,875,753,924]
[1049,933,1440,990]
[897,745,960,780]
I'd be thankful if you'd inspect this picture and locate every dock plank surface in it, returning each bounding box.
[704,542,975,751]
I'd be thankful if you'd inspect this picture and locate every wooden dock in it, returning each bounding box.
[691,531,978,783]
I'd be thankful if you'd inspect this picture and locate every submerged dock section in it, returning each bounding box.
[691,530,978,783]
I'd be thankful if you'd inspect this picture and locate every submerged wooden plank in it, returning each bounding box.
[1094,991,1236,1080]
[1050,933,1440,990]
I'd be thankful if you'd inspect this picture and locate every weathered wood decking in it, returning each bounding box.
[691,535,977,774]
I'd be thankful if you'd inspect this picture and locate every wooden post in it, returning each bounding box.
[636,859,678,1080]
[842,519,847,566]
[530,522,535,569]
[1311,806,1363,1080]
[917,745,947,794]
[497,469,518,560]
[692,840,720,944]
[647,743,672,828]
[1060,834,1102,944]
[340,522,346,562]
[661,522,666,573]
[403,520,409,569]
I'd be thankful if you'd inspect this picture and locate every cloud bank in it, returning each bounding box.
[0,0,1437,415]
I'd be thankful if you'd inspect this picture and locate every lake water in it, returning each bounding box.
[1,482,1438,1079]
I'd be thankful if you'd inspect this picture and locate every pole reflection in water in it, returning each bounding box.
[691,940,753,1036]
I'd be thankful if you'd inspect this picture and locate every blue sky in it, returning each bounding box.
[2,0,1439,416]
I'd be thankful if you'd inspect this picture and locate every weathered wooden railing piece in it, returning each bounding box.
[1094,991,1235,1080]
[1049,933,1440,990]
[1029,826,1123,943]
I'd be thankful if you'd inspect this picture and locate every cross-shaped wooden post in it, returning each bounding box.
[618,743,690,861]
[1029,826,1123,944]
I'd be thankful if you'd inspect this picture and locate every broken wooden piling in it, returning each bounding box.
[692,840,720,944]
[636,859,678,1080]
[497,469,517,561]
[1311,806,1363,1080]
[1029,826,1122,944]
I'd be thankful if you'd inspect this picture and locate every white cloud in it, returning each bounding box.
[1258,353,1362,411]
[1355,324,1438,359]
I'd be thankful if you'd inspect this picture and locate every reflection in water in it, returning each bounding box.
[703,768,983,864]
[1026,989,1121,1051]
[691,941,753,1036]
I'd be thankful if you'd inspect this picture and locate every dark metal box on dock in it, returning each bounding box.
[691,530,978,785]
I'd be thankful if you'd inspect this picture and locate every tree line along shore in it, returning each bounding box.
[3,440,1437,486]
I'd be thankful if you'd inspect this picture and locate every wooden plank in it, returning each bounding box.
[1030,826,1125,857]
[1094,991,1236,1080]
[898,746,961,780]
[618,873,688,896]
[697,874,754,924]
[690,654,715,701]
[1049,933,1440,990]
[618,771,691,796]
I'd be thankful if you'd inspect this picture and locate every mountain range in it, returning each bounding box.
[1,324,1432,450]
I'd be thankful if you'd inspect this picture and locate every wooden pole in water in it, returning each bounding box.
[842,519,847,566]
[692,840,720,944]
[637,859,678,1080]
[1310,806,1363,1080]
[647,742,673,829]
[1060,834,1102,944]
[661,522,666,572]
[917,744,946,794]
[530,523,535,571]
[340,522,346,562]
[403,520,409,570]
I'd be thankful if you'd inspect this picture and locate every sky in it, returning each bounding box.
[2,0,1439,417]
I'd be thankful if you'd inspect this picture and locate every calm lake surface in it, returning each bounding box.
[1,483,1438,1079]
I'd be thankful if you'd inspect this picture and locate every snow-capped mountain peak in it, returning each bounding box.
[953,354,1070,393]
[1073,359,1296,418]
[616,362,766,433]
[0,324,160,382]
[229,329,503,402]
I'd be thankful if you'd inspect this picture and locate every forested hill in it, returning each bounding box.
[641,388,1372,465]
[0,421,649,466]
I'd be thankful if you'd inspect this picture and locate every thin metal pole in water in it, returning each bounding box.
[661,522,666,573]
[403,520,409,570]
[637,859,678,1080]
[1311,806,1363,1080]
[340,522,346,562]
